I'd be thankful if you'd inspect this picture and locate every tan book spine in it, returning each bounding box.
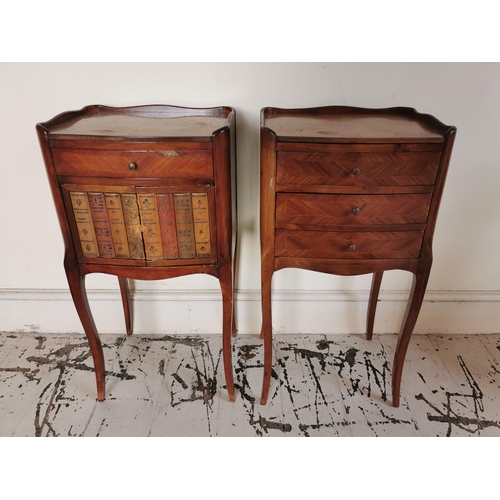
[104,193,131,259]
[121,193,145,260]
[157,194,179,259]
[137,193,163,261]
[191,193,212,258]
[69,191,99,258]
[173,193,196,259]
[88,192,115,258]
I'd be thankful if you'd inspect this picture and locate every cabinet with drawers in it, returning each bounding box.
[37,105,237,402]
[260,106,456,406]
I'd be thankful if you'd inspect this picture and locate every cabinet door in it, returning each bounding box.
[62,184,217,266]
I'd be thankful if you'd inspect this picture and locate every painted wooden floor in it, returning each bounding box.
[1,331,500,437]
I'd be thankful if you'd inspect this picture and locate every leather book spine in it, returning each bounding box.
[69,191,99,258]
[191,192,212,258]
[137,193,163,261]
[104,193,131,259]
[88,192,115,258]
[121,193,145,260]
[157,194,179,259]
[173,193,196,259]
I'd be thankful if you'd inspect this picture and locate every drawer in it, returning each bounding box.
[276,151,440,187]
[275,230,423,260]
[52,148,213,179]
[276,193,431,228]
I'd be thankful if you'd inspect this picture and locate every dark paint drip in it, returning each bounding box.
[34,336,46,350]
[172,373,188,389]
[364,358,388,401]
[416,355,500,436]
[158,359,165,376]
[249,416,292,433]
[170,341,219,409]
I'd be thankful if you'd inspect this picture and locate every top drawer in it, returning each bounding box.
[276,151,440,187]
[52,149,213,179]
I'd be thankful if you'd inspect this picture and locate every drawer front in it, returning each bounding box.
[276,193,431,228]
[275,230,423,260]
[53,149,213,179]
[276,152,440,186]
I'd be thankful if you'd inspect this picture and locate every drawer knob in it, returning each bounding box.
[351,168,360,176]
[348,243,357,251]
[352,207,360,215]
[128,162,138,170]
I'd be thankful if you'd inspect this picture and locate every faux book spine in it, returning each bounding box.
[137,194,163,261]
[121,193,145,260]
[69,191,99,258]
[157,194,179,259]
[191,193,211,258]
[174,193,196,259]
[104,193,130,259]
[88,192,115,258]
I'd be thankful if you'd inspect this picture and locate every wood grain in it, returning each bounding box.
[262,105,449,143]
[277,151,440,186]
[275,230,424,260]
[53,149,213,179]
[276,193,432,227]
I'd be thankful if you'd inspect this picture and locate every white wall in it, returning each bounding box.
[1,63,499,334]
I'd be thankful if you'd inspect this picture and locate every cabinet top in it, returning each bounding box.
[262,106,453,144]
[38,105,234,142]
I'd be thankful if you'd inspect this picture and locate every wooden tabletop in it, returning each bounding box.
[42,105,232,141]
[262,107,448,143]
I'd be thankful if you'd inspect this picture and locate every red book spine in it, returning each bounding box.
[157,194,179,259]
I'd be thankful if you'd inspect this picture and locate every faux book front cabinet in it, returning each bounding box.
[37,105,237,402]
[37,105,455,408]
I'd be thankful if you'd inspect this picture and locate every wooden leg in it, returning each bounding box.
[64,265,106,401]
[260,268,273,405]
[118,276,133,335]
[231,246,237,338]
[392,262,432,407]
[366,272,383,341]
[220,264,235,402]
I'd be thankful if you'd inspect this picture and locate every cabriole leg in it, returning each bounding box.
[392,263,432,407]
[260,268,273,405]
[118,276,133,335]
[220,264,236,402]
[65,265,106,401]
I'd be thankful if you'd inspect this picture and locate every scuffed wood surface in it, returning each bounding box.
[1,332,499,437]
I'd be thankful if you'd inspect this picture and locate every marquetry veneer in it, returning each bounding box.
[260,106,456,406]
[37,105,237,402]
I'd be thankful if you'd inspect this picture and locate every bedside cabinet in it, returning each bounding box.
[37,105,237,402]
[260,106,456,406]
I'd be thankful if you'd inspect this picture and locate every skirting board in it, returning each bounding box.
[1,288,499,335]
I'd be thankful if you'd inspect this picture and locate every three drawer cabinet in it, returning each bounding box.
[37,105,237,402]
[260,106,456,406]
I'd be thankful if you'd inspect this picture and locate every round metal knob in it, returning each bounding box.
[348,243,357,251]
[352,207,360,215]
[351,168,360,176]
[128,162,137,170]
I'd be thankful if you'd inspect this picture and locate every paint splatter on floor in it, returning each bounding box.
[1,332,500,436]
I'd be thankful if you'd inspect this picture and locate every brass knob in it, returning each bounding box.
[352,207,360,215]
[128,162,137,170]
[348,243,357,251]
[351,168,360,176]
